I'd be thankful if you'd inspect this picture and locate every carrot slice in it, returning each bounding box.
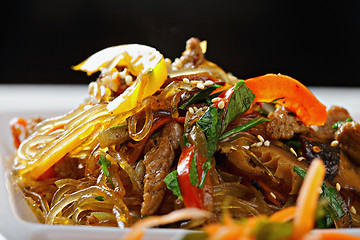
[293,158,326,239]
[244,73,327,126]
[269,206,296,223]
[302,231,360,240]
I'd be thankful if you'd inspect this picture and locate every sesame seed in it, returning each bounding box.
[211,97,221,103]
[336,183,341,192]
[183,77,190,84]
[351,206,357,214]
[242,145,250,150]
[193,106,199,112]
[297,157,306,162]
[172,67,179,71]
[312,146,321,153]
[290,147,297,157]
[270,192,277,199]
[190,80,202,84]
[257,135,265,142]
[218,101,225,109]
[125,75,133,85]
[251,143,258,148]
[264,140,270,147]
[204,80,214,86]
[256,142,263,147]
[197,82,205,89]
[331,140,339,147]
[164,58,172,64]
[188,107,194,114]
[119,68,127,79]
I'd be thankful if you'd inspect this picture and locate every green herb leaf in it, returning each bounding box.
[180,85,221,109]
[219,117,269,140]
[94,196,104,201]
[293,166,345,225]
[198,159,212,189]
[190,151,199,186]
[271,97,285,104]
[97,155,115,189]
[183,134,191,147]
[284,139,301,148]
[221,80,255,134]
[164,170,183,200]
[332,118,353,129]
[196,106,222,158]
[253,220,293,240]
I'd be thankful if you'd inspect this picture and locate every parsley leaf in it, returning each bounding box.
[221,80,255,134]
[293,166,345,226]
[189,151,199,186]
[94,196,104,201]
[164,170,183,200]
[97,155,115,189]
[180,85,221,109]
[219,117,269,140]
[196,106,222,158]
[332,118,353,129]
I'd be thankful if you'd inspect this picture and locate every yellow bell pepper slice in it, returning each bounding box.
[73,44,168,114]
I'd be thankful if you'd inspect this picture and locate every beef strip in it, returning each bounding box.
[141,121,183,216]
[266,106,309,140]
[308,106,351,143]
[335,121,360,166]
[172,37,205,70]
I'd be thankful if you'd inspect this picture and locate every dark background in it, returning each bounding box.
[1,0,360,86]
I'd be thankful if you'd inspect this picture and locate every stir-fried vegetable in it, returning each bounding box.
[244,73,328,126]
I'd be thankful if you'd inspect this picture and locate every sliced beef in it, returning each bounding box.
[172,37,205,70]
[335,121,360,166]
[266,106,309,140]
[308,106,351,143]
[141,121,183,216]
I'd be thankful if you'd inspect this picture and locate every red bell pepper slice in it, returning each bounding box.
[177,144,213,211]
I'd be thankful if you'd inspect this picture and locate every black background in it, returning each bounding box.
[1,0,360,86]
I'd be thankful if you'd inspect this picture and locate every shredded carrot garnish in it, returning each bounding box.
[293,158,326,239]
[269,206,296,223]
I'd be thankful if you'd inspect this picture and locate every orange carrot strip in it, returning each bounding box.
[302,231,360,240]
[269,206,296,223]
[293,158,326,239]
[244,74,327,126]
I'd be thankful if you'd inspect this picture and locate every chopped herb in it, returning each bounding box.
[293,166,345,226]
[164,170,183,200]
[271,97,285,104]
[179,85,221,109]
[196,106,222,158]
[189,151,199,186]
[221,80,255,134]
[94,196,104,201]
[198,159,212,189]
[97,155,115,189]
[183,134,191,147]
[219,117,270,140]
[332,118,353,129]
[284,139,301,148]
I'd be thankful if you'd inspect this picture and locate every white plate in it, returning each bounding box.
[0,85,360,239]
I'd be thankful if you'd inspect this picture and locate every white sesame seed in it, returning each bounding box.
[197,82,205,89]
[331,140,339,147]
[172,66,179,71]
[218,101,225,109]
[204,80,214,86]
[183,77,190,84]
[290,147,297,157]
[193,106,199,112]
[257,135,265,142]
[188,107,194,114]
[351,206,357,214]
[256,142,263,147]
[191,80,202,84]
[125,75,133,85]
[242,145,250,150]
[164,58,172,64]
[211,97,221,103]
[336,183,341,192]
[251,143,258,148]
[264,140,270,147]
[297,157,306,162]
[270,192,277,199]
[119,68,127,79]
